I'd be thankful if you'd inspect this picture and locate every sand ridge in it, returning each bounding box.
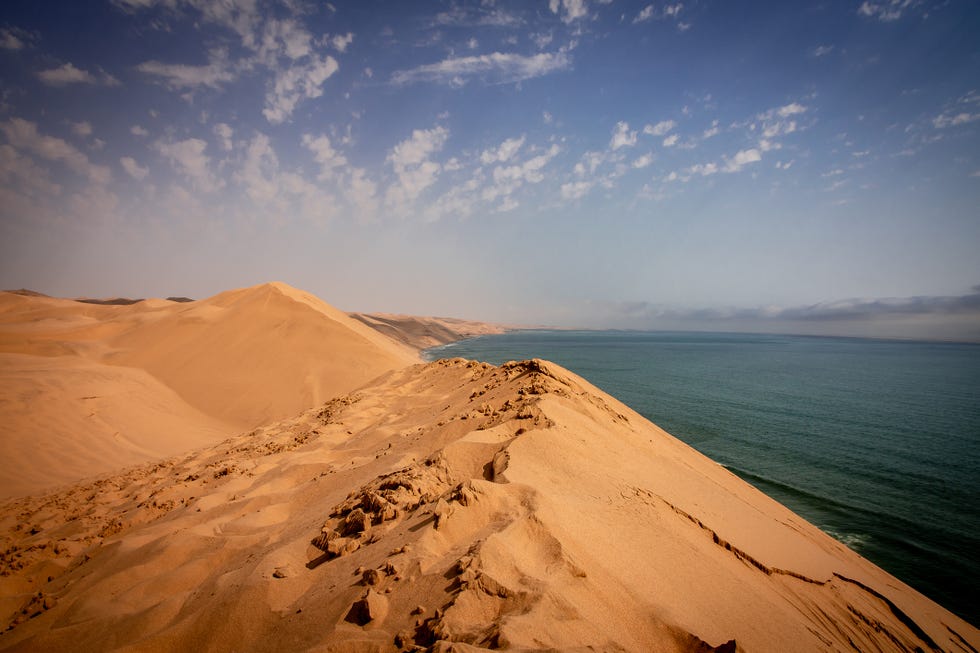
[1,357,975,652]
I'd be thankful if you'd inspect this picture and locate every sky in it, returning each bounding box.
[0,0,979,340]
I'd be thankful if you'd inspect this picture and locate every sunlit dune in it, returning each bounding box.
[0,284,976,651]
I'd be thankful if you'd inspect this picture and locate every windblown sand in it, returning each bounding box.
[0,284,976,652]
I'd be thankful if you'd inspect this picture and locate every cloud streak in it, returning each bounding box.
[391,51,571,86]
[603,287,980,340]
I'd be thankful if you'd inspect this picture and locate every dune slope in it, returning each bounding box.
[0,358,974,652]
[0,283,417,498]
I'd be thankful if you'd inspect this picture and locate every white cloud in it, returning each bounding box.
[662,134,679,147]
[386,126,450,207]
[687,162,718,177]
[131,125,149,137]
[777,103,807,118]
[643,120,675,136]
[137,50,237,90]
[543,111,554,124]
[120,156,149,180]
[236,133,280,204]
[258,18,313,62]
[533,32,554,49]
[71,121,93,137]
[331,32,354,53]
[0,28,31,51]
[154,137,218,192]
[38,63,119,87]
[226,131,337,224]
[634,3,682,24]
[751,103,808,151]
[776,160,794,170]
[302,133,348,180]
[858,0,918,21]
[480,135,526,164]
[489,144,560,188]
[392,51,571,86]
[702,120,720,139]
[213,122,234,151]
[0,117,111,185]
[263,54,339,124]
[609,122,638,150]
[549,0,588,23]
[933,112,980,129]
[931,91,980,129]
[812,44,834,57]
[574,151,607,177]
[0,144,62,197]
[498,196,519,212]
[632,153,653,169]
[561,180,593,200]
[723,148,762,173]
[633,5,655,23]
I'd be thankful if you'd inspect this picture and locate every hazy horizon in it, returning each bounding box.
[1,1,978,340]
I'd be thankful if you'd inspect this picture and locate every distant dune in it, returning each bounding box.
[349,312,512,350]
[0,283,976,651]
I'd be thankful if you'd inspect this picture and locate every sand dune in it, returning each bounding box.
[0,357,975,651]
[349,312,512,350]
[0,283,418,498]
[1,283,976,651]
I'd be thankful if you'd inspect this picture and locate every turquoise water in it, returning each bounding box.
[424,331,980,625]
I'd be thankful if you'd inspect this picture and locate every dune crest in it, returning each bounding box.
[1,357,975,651]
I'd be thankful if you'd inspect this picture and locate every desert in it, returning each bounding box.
[0,283,976,652]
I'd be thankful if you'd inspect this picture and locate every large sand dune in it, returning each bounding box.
[0,283,417,498]
[1,283,976,651]
[0,357,976,651]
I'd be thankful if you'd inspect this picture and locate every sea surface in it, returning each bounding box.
[424,330,980,625]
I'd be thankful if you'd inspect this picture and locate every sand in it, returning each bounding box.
[0,283,977,652]
[0,283,417,498]
[348,313,512,351]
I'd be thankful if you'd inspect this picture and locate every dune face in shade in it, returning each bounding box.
[0,356,976,651]
[0,282,417,498]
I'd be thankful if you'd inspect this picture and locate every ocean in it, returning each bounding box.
[423,330,980,625]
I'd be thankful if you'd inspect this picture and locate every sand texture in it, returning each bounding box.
[348,313,512,351]
[0,283,417,498]
[1,354,976,652]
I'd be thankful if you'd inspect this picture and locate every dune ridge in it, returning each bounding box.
[0,356,976,651]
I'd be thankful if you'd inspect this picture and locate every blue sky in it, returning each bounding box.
[1,0,978,339]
